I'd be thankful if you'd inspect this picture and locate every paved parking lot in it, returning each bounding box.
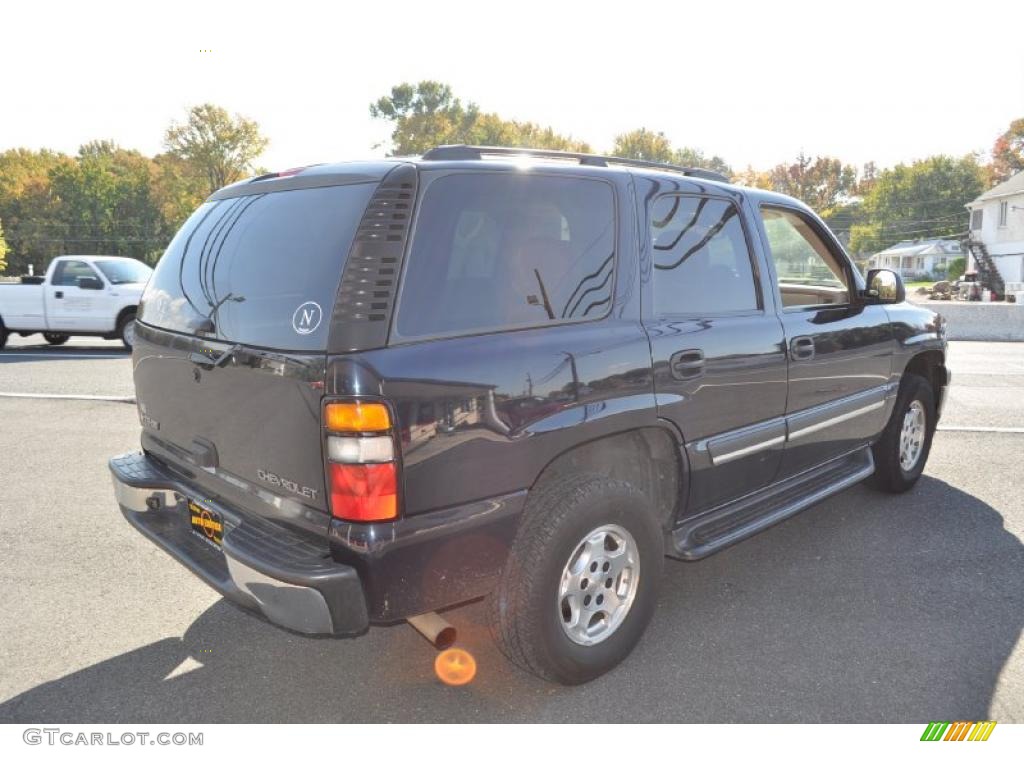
[0,334,1022,723]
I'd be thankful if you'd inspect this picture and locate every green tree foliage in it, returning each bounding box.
[47,141,167,262]
[946,256,966,281]
[371,81,590,155]
[164,104,269,195]
[849,155,985,254]
[991,118,1024,184]
[611,128,732,178]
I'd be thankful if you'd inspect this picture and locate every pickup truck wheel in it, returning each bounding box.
[117,312,137,350]
[870,373,936,493]
[489,473,662,684]
[43,333,69,345]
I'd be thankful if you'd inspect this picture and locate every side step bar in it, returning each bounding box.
[669,447,875,560]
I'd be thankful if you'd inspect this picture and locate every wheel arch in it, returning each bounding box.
[528,427,685,531]
[903,349,948,415]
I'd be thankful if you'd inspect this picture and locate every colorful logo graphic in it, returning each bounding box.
[920,721,997,741]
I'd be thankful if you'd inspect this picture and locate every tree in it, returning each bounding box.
[849,155,985,254]
[611,128,732,178]
[164,104,268,195]
[0,217,8,273]
[991,118,1024,184]
[611,128,674,162]
[0,148,71,274]
[765,152,857,216]
[371,81,590,155]
[48,141,167,262]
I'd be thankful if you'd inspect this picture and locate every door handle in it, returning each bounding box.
[54,291,64,299]
[790,336,815,361]
[670,349,706,380]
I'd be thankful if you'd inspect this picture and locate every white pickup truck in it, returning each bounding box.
[0,255,152,350]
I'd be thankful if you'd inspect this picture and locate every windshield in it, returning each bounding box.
[139,182,376,351]
[94,259,153,285]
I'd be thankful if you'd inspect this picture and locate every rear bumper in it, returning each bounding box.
[110,452,369,637]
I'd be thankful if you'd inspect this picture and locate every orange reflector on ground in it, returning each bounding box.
[434,648,477,686]
[325,402,391,432]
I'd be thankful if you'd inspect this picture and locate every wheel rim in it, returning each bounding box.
[899,399,926,471]
[122,320,136,347]
[557,523,640,646]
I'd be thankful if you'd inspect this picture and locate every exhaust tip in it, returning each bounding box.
[408,612,457,650]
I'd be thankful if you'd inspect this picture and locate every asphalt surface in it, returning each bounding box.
[0,332,1022,723]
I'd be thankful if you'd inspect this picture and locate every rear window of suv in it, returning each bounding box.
[139,183,376,351]
[394,173,616,340]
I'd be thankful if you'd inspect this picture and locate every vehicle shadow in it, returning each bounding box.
[1,476,1021,723]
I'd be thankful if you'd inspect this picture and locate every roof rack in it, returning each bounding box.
[420,145,729,182]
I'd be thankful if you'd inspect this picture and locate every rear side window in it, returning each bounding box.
[650,195,759,315]
[53,260,100,286]
[140,183,376,350]
[395,173,615,339]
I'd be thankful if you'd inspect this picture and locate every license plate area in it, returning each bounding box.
[188,498,224,548]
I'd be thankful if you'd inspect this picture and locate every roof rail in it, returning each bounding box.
[420,145,729,182]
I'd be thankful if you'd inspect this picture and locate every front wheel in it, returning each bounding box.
[43,333,69,345]
[117,312,137,350]
[870,373,936,493]
[489,473,663,684]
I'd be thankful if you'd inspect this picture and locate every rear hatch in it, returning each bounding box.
[133,169,387,535]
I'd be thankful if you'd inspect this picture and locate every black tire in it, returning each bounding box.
[0,328,7,351]
[870,373,936,493]
[43,333,69,345]
[117,311,137,350]
[489,473,663,685]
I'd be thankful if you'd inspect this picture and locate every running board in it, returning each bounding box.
[669,447,875,560]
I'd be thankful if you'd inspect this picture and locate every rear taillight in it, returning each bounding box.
[324,402,399,522]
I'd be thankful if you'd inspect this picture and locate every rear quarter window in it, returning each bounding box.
[394,173,616,340]
[139,183,376,350]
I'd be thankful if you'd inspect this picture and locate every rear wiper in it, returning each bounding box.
[195,291,245,334]
[189,343,242,369]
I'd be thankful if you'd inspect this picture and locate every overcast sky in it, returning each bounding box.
[4,0,1023,173]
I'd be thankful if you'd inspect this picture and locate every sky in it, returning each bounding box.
[3,0,1023,173]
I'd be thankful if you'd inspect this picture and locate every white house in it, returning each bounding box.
[966,170,1024,286]
[867,239,963,279]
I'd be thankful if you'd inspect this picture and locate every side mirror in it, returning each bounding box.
[77,276,104,290]
[863,269,904,304]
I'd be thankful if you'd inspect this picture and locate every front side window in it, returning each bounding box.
[761,207,851,308]
[650,195,759,315]
[395,173,616,339]
[52,260,100,287]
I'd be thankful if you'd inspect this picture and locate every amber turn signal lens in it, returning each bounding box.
[324,402,391,432]
[434,648,477,686]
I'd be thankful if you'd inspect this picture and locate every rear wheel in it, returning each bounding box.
[489,473,662,684]
[870,373,936,493]
[117,311,137,350]
[43,333,69,345]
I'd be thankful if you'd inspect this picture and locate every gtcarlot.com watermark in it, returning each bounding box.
[23,728,203,746]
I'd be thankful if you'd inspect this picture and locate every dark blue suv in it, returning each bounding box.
[110,145,949,684]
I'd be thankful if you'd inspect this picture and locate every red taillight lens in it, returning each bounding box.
[329,462,397,522]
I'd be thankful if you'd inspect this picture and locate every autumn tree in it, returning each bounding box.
[0,218,8,272]
[849,155,985,254]
[0,148,71,274]
[991,118,1024,184]
[164,104,269,194]
[371,81,590,155]
[611,128,732,178]
[764,152,857,216]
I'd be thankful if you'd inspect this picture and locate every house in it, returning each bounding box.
[965,170,1024,292]
[867,239,963,279]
